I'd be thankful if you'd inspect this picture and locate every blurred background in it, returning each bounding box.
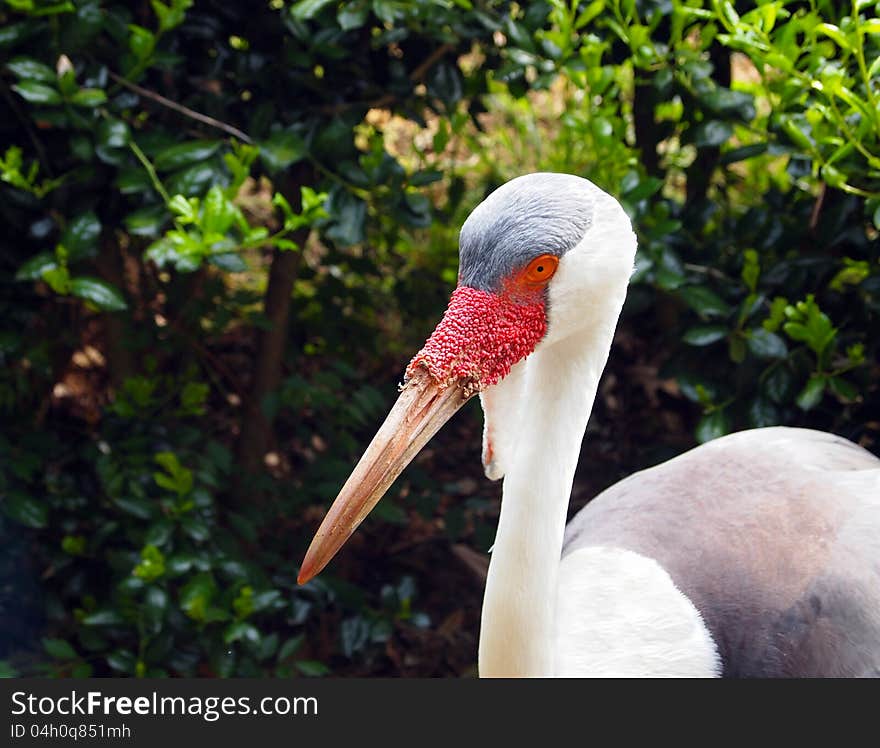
[1,0,878,677]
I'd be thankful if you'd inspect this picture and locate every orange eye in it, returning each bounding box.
[523,254,559,285]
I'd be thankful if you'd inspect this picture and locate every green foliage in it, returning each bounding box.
[514,0,880,444]
[0,0,519,677]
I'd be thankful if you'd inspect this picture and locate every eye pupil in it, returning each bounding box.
[536,266,544,273]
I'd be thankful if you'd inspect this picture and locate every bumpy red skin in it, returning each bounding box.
[406,284,547,390]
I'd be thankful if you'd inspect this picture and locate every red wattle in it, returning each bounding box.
[406,285,547,390]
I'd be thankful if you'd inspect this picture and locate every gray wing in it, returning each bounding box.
[563,427,880,677]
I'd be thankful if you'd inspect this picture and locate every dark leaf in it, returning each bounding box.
[13,80,61,104]
[692,120,733,148]
[15,252,57,281]
[695,410,730,443]
[70,88,107,106]
[259,131,307,174]
[3,492,48,528]
[62,212,101,256]
[153,140,221,172]
[69,277,127,311]
[42,638,77,660]
[796,376,826,411]
[678,286,731,318]
[6,56,56,82]
[682,325,727,346]
[747,328,787,359]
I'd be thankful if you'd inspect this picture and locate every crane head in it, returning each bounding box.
[297,173,633,583]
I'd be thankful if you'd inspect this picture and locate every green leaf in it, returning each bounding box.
[131,545,165,582]
[679,286,731,318]
[62,212,101,257]
[295,660,330,676]
[259,130,306,174]
[115,168,151,194]
[98,118,131,149]
[747,396,778,428]
[70,88,107,106]
[762,365,795,404]
[224,621,261,647]
[113,496,154,520]
[278,635,304,661]
[409,169,443,187]
[695,410,730,444]
[720,143,768,165]
[16,252,57,281]
[154,451,193,495]
[682,325,727,346]
[325,189,366,246]
[4,492,48,528]
[69,277,127,311]
[780,116,813,151]
[699,88,754,119]
[815,23,851,51]
[270,238,299,252]
[208,253,248,272]
[741,249,759,293]
[621,172,663,202]
[145,519,173,546]
[42,638,77,660]
[143,587,169,632]
[290,0,336,20]
[201,185,236,234]
[338,2,369,30]
[154,140,221,171]
[692,120,733,148]
[796,376,826,411]
[165,163,218,197]
[728,334,746,363]
[13,80,61,104]
[128,24,156,61]
[106,649,136,673]
[180,381,209,412]
[42,266,70,294]
[81,609,125,626]
[6,56,56,82]
[828,376,858,402]
[168,194,198,222]
[152,0,191,32]
[747,329,787,359]
[783,296,836,358]
[180,572,217,621]
[125,205,167,237]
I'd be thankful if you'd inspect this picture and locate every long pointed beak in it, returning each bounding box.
[297,369,474,584]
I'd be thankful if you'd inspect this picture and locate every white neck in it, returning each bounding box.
[476,185,637,677]
[478,320,619,677]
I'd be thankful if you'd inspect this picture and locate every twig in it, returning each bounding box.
[128,140,171,204]
[809,183,826,232]
[107,71,253,144]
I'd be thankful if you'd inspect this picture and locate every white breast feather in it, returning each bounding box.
[554,546,722,677]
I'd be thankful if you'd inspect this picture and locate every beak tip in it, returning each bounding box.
[296,560,316,586]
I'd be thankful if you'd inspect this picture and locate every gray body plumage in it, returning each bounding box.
[459,173,596,291]
[563,427,880,677]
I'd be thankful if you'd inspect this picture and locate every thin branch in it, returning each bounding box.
[128,139,171,204]
[108,71,253,144]
[809,183,826,232]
